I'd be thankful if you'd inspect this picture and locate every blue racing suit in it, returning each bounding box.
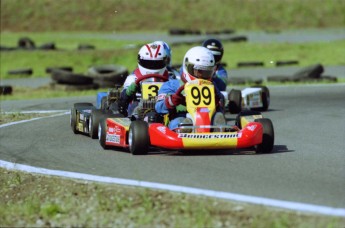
[155,78,224,130]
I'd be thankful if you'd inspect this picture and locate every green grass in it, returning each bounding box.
[1,31,344,79]
[1,0,344,32]
[1,168,343,227]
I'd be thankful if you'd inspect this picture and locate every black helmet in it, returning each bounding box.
[202,38,224,64]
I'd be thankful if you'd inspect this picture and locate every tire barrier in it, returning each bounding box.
[0,85,13,95]
[7,68,33,76]
[267,64,336,83]
[275,60,299,66]
[237,61,264,68]
[45,66,73,74]
[50,69,94,85]
[17,37,35,49]
[86,65,129,88]
[77,44,96,50]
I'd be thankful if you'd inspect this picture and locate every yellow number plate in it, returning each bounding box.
[141,82,163,100]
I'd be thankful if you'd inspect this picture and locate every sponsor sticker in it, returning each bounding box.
[106,134,120,143]
[157,126,166,134]
[178,133,240,139]
[246,125,257,131]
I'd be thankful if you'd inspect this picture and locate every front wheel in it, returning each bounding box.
[128,121,150,155]
[255,118,274,153]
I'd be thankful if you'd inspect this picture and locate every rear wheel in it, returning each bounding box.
[255,118,274,153]
[128,121,150,155]
[251,86,270,111]
[228,89,242,114]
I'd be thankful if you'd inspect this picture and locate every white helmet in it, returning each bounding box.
[182,46,215,83]
[138,42,167,75]
[154,41,172,67]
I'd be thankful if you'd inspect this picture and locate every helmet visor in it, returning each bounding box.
[187,64,214,80]
[139,59,166,70]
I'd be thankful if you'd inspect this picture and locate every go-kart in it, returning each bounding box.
[71,73,167,139]
[99,79,274,155]
[224,85,270,114]
[98,74,168,148]
[70,85,123,139]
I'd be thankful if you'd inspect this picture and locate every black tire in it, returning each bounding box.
[228,89,242,114]
[8,68,33,75]
[128,121,150,155]
[250,85,270,111]
[51,69,93,85]
[267,75,292,83]
[70,107,78,134]
[89,110,104,139]
[0,85,13,95]
[255,118,274,153]
[78,44,95,50]
[46,66,73,74]
[275,60,299,66]
[86,65,128,86]
[292,64,324,79]
[237,61,264,68]
[38,42,56,50]
[98,119,109,149]
[228,36,248,42]
[17,37,35,49]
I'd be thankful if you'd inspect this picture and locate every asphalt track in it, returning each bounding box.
[1,83,345,212]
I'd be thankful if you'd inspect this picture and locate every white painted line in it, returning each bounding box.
[0,111,69,128]
[3,110,69,114]
[0,159,344,217]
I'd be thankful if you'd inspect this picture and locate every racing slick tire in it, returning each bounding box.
[71,103,94,134]
[251,85,270,111]
[228,89,242,114]
[89,110,104,139]
[128,120,150,155]
[98,119,109,149]
[254,118,274,153]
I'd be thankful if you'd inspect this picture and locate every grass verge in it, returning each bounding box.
[0,168,343,227]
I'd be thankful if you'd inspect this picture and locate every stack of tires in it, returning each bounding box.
[49,65,128,91]
[50,68,96,91]
[86,64,128,88]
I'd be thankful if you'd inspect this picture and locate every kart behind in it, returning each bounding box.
[224,85,270,114]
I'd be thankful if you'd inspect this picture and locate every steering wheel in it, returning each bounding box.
[135,73,169,85]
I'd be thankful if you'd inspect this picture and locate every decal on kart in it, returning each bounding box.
[178,133,241,139]
[106,134,120,144]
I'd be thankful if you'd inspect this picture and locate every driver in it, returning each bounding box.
[155,46,225,130]
[118,42,169,117]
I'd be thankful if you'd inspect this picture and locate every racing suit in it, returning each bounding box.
[119,68,170,117]
[155,78,225,130]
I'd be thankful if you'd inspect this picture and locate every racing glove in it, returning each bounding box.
[125,83,138,97]
[165,93,186,109]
